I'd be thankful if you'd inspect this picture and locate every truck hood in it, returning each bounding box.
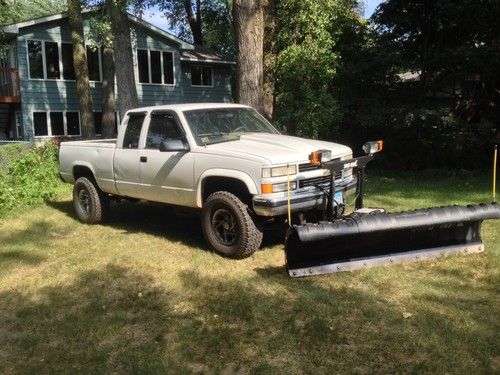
[203,133,352,164]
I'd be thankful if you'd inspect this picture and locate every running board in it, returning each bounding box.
[288,242,484,277]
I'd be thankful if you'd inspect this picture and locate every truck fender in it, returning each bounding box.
[196,169,259,207]
[71,162,99,185]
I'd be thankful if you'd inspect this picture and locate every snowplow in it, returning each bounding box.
[284,141,500,277]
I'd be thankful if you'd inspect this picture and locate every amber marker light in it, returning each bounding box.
[261,184,273,194]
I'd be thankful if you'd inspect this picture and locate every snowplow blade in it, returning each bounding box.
[285,203,500,277]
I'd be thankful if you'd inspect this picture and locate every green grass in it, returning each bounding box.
[0,171,499,374]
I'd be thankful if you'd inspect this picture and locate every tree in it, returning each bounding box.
[372,0,500,122]
[67,0,95,139]
[105,0,138,117]
[88,11,116,138]
[153,0,234,54]
[233,0,264,114]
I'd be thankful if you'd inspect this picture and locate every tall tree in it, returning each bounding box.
[262,0,276,119]
[88,11,117,138]
[153,0,234,54]
[100,32,116,138]
[105,0,138,117]
[67,0,95,139]
[182,0,203,45]
[233,0,264,114]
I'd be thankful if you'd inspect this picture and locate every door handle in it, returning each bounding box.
[140,156,147,163]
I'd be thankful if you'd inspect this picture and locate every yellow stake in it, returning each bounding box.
[287,164,292,227]
[494,145,498,202]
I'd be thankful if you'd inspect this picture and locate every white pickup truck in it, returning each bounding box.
[59,103,356,258]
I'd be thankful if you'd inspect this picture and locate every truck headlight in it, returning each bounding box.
[261,182,297,194]
[262,165,297,178]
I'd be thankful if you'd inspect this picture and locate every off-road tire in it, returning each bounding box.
[201,191,263,259]
[73,177,108,224]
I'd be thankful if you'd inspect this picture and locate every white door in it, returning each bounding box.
[139,111,195,206]
[113,113,146,198]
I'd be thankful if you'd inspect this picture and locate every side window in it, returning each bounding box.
[146,113,182,149]
[122,114,145,149]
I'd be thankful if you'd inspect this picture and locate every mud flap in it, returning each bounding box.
[285,203,500,277]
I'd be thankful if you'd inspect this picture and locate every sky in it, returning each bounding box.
[140,1,384,33]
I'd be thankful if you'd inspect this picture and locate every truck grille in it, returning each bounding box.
[299,172,343,188]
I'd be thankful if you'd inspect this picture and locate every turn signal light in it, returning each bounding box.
[261,184,273,194]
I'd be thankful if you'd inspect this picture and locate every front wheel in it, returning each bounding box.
[73,177,108,224]
[201,191,263,259]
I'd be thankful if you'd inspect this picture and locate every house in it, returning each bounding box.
[0,11,234,140]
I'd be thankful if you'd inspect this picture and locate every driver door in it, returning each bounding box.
[140,111,195,206]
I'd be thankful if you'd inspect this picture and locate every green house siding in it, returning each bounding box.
[13,17,233,139]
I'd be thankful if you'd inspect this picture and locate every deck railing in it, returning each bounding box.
[0,67,20,102]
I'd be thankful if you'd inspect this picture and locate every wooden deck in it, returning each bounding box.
[0,68,20,103]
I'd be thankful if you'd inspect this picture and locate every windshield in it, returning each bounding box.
[183,107,280,146]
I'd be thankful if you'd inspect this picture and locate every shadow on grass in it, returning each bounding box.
[0,263,497,373]
[48,200,286,251]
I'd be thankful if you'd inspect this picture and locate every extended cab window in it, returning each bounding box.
[146,113,183,149]
[122,113,145,149]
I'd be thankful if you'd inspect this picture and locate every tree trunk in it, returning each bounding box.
[233,0,264,114]
[67,0,95,139]
[106,0,138,118]
[101,38,116,139]
[183,0,203,45]
[263,0,276,120]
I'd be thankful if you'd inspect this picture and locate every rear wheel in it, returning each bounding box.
[201,191,263,259]
[73,177,108,224]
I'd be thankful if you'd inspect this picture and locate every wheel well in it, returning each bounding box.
[73,166,95,183]
[202,177,252,207]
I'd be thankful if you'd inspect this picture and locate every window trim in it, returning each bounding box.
[32,110,81,138]
[136,48,175,86]
[190,64,214,88]
[27,39,78,82]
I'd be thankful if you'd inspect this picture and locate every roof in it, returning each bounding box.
[180,47,235,65]
[2,10,234,64]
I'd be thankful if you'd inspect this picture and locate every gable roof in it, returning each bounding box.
[3,10,193,49]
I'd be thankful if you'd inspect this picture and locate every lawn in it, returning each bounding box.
[0,171,498,374]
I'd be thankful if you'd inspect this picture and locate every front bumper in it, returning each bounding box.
[253,178,357,217]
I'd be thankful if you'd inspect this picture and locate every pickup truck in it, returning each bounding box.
[59,103,356,258]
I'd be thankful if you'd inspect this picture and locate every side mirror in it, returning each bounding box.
[159,139,189,152]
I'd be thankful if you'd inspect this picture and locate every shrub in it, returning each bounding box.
[0,142,62,215]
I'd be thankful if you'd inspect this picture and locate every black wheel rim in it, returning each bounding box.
[212,208,238,246]
[77,188,91,215]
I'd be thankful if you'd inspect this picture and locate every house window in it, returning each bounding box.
[45,41,60,79]
[33,112,48,136]
[28,40,76,80]
[50,112,64,135]
[137,49,174,85]
[33,111,81,137]
[86,46,101,81]
[93,112,102,135]
[61,43,75,80]
[66,112,80,135]
[163,52,174,84]
[137,49,149,83]
[27,41,44,79]
[191,66,212,86]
